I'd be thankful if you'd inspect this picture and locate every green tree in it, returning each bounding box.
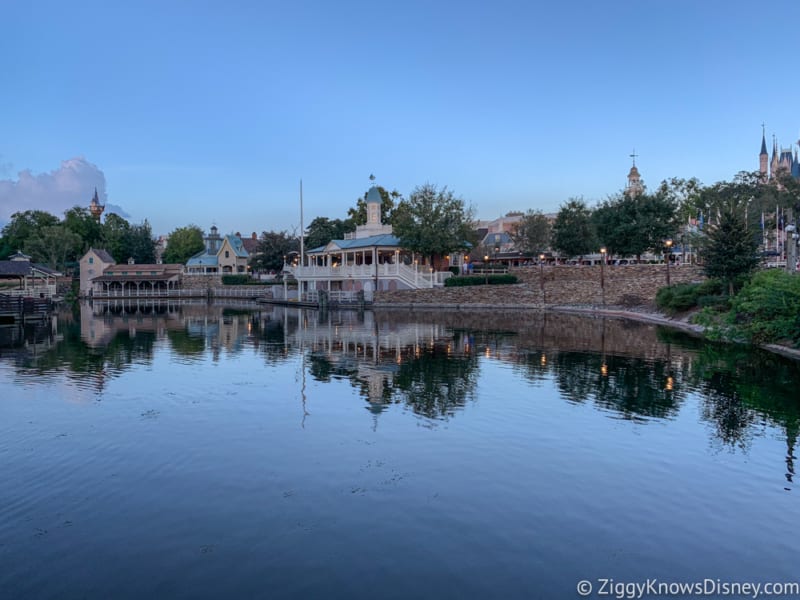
[391,184,474,264]
[347,186,400,226]
[594,191,678,259]
[163,225,205,264]
[24,225,82,271]
[551,198,597,259]
[62,206,104,254]
[305,217,350,250]
[252,230,299,272]
[127,220,156,264]
[510,210,551,254]
[102,214,155,263]
[701,208,759,296]
[0,210,60,258]
[655,177,704,224]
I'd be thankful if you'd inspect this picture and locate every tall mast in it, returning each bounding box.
[300,179,305,265]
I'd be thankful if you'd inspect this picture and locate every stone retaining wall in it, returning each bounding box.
[374,264,706,308]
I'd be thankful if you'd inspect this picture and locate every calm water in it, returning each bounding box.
[1,302,800,599]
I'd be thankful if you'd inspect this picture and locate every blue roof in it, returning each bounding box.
[366,186,382,205]
[307,233,401,254]
[226,234,249,258]
[186,253,218,266]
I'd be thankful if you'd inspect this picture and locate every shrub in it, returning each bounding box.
[655,279,725,314]
[729,269,800,347]
[444,274,518,287]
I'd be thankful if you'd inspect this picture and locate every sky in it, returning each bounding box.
[2,0,800,237]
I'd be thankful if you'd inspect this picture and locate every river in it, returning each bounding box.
[1,301,799,599]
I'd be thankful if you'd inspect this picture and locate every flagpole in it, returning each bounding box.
[300,179,305,266]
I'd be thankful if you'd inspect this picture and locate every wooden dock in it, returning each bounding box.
[0,293,52,325]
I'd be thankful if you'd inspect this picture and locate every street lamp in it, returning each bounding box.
[539,253,546,303]
[484,254,489,285]
[664,239,673,286]
[599,247,606,305]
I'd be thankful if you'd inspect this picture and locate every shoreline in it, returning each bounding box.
[372,301,800,361]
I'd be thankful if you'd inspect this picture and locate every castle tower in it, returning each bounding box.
[89,188,105,222]
[759,125,769,180]
[771,135,779,178]
[625,151,643,197]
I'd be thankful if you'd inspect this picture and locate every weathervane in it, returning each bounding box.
[629,149,638,167]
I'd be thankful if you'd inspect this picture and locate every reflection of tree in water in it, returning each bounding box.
[389,339,479,419]
[166,329,205,357]
[549,352,684,421]
[673,336,800,479]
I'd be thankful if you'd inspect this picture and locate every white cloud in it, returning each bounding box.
[0,157,128,226]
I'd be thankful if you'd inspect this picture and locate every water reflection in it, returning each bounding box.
[2,302,800,464]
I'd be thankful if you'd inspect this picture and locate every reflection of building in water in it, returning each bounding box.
[286,309,458,409]
[80,300,266,355]
[80,300,186,347]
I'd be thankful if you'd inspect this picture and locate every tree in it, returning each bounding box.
[391,184,474,264]
[102,213,132,262]
[0,210,60,259]
[510,210,551,254]
[347,186,400,226]
[594,191,678,259]
[551,198,597,259]
[63,206,104,254]
[102,214,155,263]
[305,217,350,250]
[127,221,156,264]
[656,177,704,224]
[702,208,759,296]
[252,230,299,272]
[24,225,82,271]
[163,225,205,264]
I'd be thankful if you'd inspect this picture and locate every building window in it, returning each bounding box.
[89,257,94,264]
[225,250,230,258]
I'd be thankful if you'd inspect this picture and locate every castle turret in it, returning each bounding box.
[89,188,105,222]
[759,126,769,179]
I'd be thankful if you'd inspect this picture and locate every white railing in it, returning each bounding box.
[287,262,449,289]
[93,288,207,299]
[4,285,57,299]
[302,290,373,304]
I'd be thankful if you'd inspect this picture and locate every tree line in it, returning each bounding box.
[0,208,156,270]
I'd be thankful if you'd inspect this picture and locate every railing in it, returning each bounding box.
[301,290,373,304]
[286,262,450,289]
[93,288,209,299]
[3,285,58,299]
[92,286,273,300]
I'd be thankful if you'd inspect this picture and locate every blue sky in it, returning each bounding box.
[2,0,800,236]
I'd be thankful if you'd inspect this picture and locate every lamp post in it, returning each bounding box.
[484,254,489,285]
[664,239,673,286]
[539,253,546,304]
[599,247,606,305]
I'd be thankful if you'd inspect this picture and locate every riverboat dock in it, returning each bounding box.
[0,293,52,325]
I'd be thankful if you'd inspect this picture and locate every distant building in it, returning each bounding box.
[79,248,116,297]
[89,188,105,222]
[186,225,249,274]
[626,154,643,197]
[0,251,61,297]
[286,186,449,301]
[758,126,800,181]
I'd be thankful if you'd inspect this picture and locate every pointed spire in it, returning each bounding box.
[760,124,768,155]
